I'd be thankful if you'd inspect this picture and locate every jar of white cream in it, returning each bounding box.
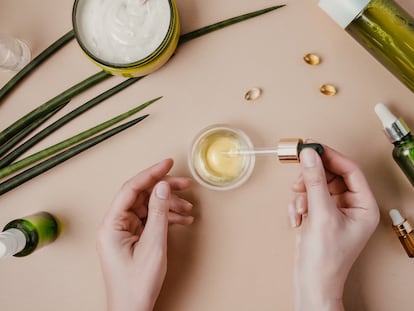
[72,0,180,77]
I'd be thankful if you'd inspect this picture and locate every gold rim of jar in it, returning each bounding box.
[72,0,179,73]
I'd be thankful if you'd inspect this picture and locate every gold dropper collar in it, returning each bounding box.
[277,138,303,163]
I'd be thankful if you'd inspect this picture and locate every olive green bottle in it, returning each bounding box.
[375,103,414,187]
[319,0,414,93]
[0,212,58,258]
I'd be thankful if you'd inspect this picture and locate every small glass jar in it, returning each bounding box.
[188,124,256,191]
[72,0,180,77]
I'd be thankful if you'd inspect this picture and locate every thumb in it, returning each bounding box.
[299,148,331,214]
[141,181,170,244]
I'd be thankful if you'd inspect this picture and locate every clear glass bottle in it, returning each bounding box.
[0,212,58,258]
[319,0,414,92]
[0,33,31,72]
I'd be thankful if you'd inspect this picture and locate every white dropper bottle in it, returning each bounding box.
[374,103,414,187]
[389,209,414,258]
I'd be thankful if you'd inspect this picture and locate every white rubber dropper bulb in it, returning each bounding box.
[375,103,397,128]
[389,209,405,226]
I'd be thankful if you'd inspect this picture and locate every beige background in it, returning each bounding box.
[1,0,414,310]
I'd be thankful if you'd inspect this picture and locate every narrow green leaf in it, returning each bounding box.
[0,101,70,159]
[0,4,285,147]
[0,114,149,196]
[0,77,141,168]
[0,4,287,195]
[0,97,160,179]
[0,70,111,146]
[0,30,75,101]
[179,5,286,44]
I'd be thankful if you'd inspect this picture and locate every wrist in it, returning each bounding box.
[295,294,344,311]
[295,280,345,311]
[108,300,154,311]
[107,291,155,311]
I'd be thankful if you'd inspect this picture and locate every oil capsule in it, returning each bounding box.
[320,84,337,96]
[244,87,262,101]
[303,53,321,65]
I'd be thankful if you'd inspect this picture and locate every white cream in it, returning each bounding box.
[76,0,171,65]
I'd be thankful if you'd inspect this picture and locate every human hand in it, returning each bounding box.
[288,145,379,311]
[97,159,194,311]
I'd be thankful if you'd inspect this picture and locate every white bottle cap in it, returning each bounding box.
[389,209,405,226]
[319,0,370,29]
[0,229,26,258]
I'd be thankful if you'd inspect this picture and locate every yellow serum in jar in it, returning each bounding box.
[204,134,244,180]
[191,127,254,190]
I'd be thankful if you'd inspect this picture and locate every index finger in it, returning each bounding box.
[320,145,371,194]
[292,145,371,195]
[110,158,174,215]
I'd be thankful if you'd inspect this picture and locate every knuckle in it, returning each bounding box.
[150,202,169,217]
[305,173,325,188]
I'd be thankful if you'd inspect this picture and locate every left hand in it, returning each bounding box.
[97,159,193,311]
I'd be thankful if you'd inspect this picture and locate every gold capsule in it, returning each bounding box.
[303,53,321,65]
[244,87,262,101]
[320,84,337,96]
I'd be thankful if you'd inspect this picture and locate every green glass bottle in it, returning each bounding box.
[319,0,414,93]
[0,212,59,258]
[375,103,414,187]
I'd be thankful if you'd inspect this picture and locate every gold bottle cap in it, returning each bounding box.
[277,138,303,163]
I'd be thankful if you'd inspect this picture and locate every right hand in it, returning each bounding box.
[288,145,379,311]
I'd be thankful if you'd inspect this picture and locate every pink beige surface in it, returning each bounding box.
[1,0,414,310]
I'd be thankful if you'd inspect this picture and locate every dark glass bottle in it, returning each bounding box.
[0,212,58,258]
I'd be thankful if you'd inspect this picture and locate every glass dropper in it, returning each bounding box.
[222,139,324,163]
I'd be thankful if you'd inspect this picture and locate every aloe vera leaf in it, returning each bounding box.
[179,5,286,44]
[0,114,149,195]
[0,70,111,146]
[0,77,141,168]
[0,97,159,179]
[0,101,70,159]
[0,30,75,101]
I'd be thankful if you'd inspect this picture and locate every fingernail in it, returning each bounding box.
[288,203,298,228]
[296,196,305,214]
[300,148,317,168]
[155,181,170,200]
[290,214,298,228]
